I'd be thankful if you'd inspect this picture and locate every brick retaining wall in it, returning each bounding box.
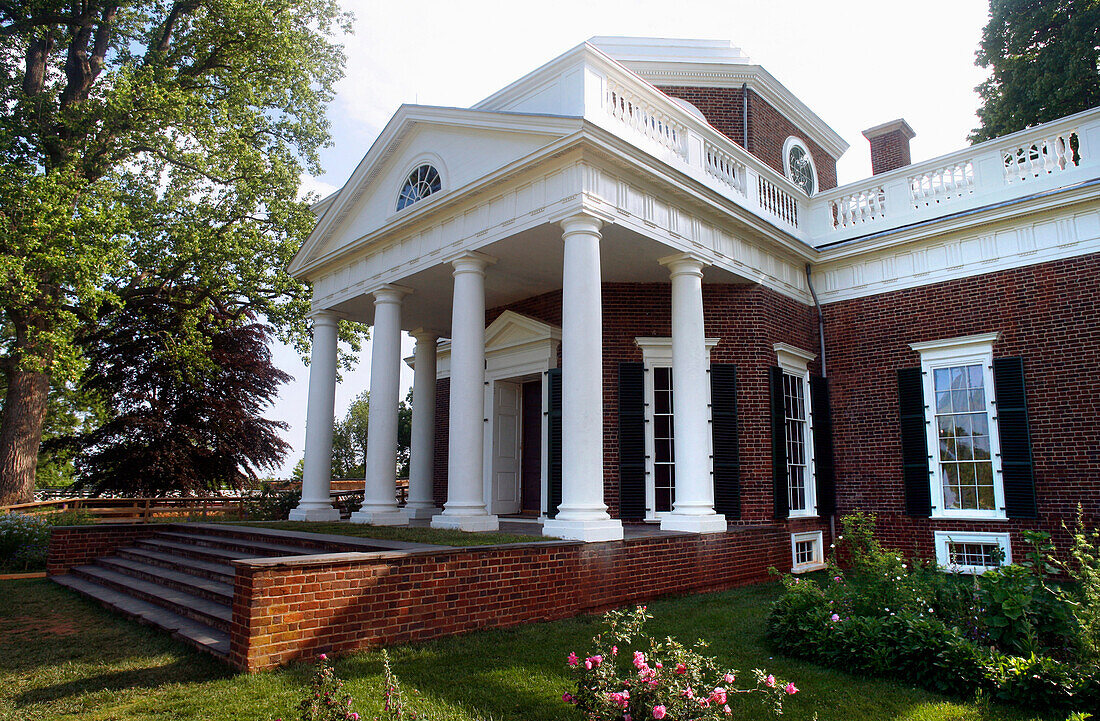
[229,526,789,671]
[46,524,164,576]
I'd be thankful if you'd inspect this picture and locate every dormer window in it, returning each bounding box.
[783,137,817,196]
[396,164,441,211]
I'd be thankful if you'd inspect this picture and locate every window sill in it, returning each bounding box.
[791,562,827,574]
[930,514,1008,522]
[787,514,819,520]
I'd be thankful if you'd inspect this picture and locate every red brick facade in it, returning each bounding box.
[656,85,838,192]
[46,524,164,576]
[230,527,790,671]
[823,253,1100,559]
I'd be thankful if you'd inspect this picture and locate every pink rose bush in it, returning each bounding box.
[564,606,798,719]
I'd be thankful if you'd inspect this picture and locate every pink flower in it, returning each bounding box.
[830,613,840,622]
[568,652,579,667]
[348,715,359,721]
[785,682,799,695]
[652,705,667,719]
[655,662,662,669]
[765,674,776,688]
[681,686,695,699]
[711,687,727,705]
[318,653,327,661]
[675,663,686,674]
[584,660,593,670]
[698,698,711,708]
[612,645,618,655]
[723,673,735,684]
[723,705,732,715]
[562,693,573,703]
[586,655,603,668]
[633,651,646,669]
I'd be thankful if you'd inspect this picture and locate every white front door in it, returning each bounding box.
[491,381,523,515]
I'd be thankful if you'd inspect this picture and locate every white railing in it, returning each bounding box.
[758,175,799,228]
[830,186,886,228]
[704,141,746,196]
[606,78,688,161]
[909,160,974,208]
[809,107,1099,244]
[1002,130,1080,183]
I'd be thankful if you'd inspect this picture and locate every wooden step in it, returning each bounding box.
[69,565,232,632]
[52,574,229,658]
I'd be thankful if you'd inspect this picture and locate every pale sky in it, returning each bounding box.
[268,0,993,476]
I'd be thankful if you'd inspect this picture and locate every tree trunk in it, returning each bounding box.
[0,366,51,505]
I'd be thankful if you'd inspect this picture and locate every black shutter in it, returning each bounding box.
[810,376,836,515]
[711,364,741,519]
[618,362,647,521]
[993,357,1037,519]
[546,368,563,518]
[897,367,932,517]
[769,367,789,520]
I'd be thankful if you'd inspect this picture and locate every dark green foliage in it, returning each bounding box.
[297,653,358,721]
[245,482,301,521]
[53,293,290,496]
[330,389,412,480]
[971,0,1100,143]
[0,510,94,571]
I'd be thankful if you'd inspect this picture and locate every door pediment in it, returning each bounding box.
[434,310,561,379]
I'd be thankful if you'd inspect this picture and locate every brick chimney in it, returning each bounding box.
[862,119,916,175]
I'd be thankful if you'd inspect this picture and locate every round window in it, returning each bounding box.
[396,164,442,211]
[784,140,816,196]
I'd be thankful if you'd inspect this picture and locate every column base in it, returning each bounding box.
[288,505,342,522]
[430,513,499,532]
[541,517,624,542]
[402,505,441,520]
[660,514,729,534]
[348,510,407,526]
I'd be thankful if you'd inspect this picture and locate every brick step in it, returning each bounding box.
[94,556,233,604]
[52,574,229,658]
[69,565,232,633]
[115,547,236,585]
[153,530,319,558]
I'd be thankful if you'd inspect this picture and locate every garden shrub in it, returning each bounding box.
[564,605,798,719]
[286,650,430,721]
[246,482,300,520]
[0,510,95,572]
[1060,512,1100,661]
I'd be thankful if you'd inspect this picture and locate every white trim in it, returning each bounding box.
[934,531,1012,574]
[783,136,818,197]
[774,342,816,374]
[912,334,1005,520]
[635,336,719,520]
[791,531,826,573]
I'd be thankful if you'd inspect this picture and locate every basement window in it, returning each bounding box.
[791,531,825,573]
[934,531,1011,574]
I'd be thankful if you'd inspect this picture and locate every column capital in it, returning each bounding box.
[444,250,497,275]
[410,327,443,343]
[308,309,341,327]
[558,212,606,238]
[370,284,413,304]
[658,252,710,278]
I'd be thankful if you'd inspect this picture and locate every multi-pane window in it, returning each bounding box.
[783,372,810,514]
[934,531,1011,574]
[947,541,1003,569]
[932,364,995,512]
[791,531,824,573]
[396,164,441,211]
[653,367,675,513]
[794,540,815,566]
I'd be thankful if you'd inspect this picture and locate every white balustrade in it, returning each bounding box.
[1002,130,1080,183]
[830,187,886,229]
[606,79,688,161]
[704,141,746,196]
[908,160,975,209]
[757,175,799,228]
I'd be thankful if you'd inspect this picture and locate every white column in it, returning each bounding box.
[659,253,727,533]
[432,252,499,531]
[541,214,623,542]
[403,329,440,519]
[290,311,342,522]
[350,285,410,526]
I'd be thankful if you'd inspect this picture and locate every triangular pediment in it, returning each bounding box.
[289,106,580,278]
[484,311,561,352]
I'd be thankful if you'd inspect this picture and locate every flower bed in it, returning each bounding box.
[765,512,1100,714]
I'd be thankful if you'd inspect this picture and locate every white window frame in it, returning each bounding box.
[774,343,817,518]
[782,136,818,196]
[635,337,719,521]
[910,333,1005,521]
[791,531,826,573]
[934,531,1012,574]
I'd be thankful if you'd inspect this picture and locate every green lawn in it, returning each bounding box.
[235,520,551,546]
[0,577,1057,721]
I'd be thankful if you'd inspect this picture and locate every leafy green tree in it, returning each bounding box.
[330,388,412,479]
[971,0,1100,143]
[0,1,366,504]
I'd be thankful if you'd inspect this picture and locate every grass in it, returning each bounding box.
[0,577,1061,721]
[234,520,550,546]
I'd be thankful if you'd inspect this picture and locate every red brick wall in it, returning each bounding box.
[823,253,1100,560]
[229,526,790,671]
[434,282,823,530]
[656,85,838,192]
[868,131,913,176]
[46,524,163,576]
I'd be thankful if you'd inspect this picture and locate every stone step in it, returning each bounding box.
[94,556,234,604]
[134,537,255,564]
[153,530,317,558]
[69,565,232,633]
[116,547,236,585]
[52,574,230,658]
